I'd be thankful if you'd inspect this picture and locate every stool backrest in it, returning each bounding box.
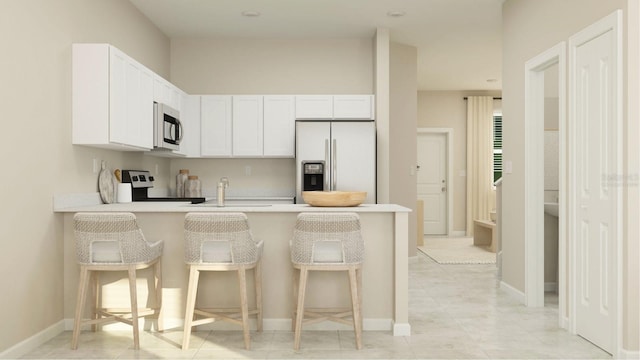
[291,212,364,265]
[74,212,153,264]
[184,213,258,265]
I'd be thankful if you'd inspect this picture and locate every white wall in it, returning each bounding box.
[0,0,170,353]
[502,0,638,351]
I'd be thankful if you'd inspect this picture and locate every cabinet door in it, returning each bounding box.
[232,95,263,157]
[333,95,374,120]
[153,76,181,110]
[295,95,333,119]
[178,93,201,157]
[201,95,232,157]
[264,95,295,157]
[109,47,154,149]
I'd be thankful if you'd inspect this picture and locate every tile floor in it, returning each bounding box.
[19,251,611,359]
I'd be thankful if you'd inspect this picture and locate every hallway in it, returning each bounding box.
[19,252,610,359]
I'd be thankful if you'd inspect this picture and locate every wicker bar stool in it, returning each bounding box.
[290,212,364,350]
[71,212,163,350]
[182,213,263,350]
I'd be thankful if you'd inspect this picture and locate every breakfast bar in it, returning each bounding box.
[55,199,411,336]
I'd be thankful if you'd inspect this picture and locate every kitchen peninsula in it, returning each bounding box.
[54,198,411,337]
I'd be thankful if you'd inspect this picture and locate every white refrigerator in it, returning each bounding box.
[295,121,376,204]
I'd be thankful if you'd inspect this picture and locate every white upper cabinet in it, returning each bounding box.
[333,95,374,119]
[177,94,201,158]
[200,95,232,157]
[295,95,374,120]
[232,95,264,157]
[295,95,333,119]
[263,95,295,157]
[153,75,181,111]
[73,44,154,150]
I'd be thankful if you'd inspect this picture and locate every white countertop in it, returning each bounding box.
[53,193,410,213]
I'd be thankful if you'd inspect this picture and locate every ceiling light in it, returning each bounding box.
[241,11,261,17]
[486,79,498,83]
[386,11,405,17]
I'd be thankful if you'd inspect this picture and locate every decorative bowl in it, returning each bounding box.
[302,191,367,207]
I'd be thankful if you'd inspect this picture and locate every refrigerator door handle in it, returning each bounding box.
[332,139,337,190]
[325,139,330,191]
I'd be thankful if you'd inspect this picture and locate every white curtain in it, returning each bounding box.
[466,96,495,235]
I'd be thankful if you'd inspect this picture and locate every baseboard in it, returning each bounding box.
[559,315,569,329]
[544,282,558,292]
[0,320,64,359]
[500,280,526,304]
[618,348,640,359]
[392,322,411,336]
[64,317,393,332]
[451,230,466,237]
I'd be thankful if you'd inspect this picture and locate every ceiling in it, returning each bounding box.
[128,0,503,91]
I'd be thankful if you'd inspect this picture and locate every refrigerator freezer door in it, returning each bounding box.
[331,122,376,203]
[296,122,331,202]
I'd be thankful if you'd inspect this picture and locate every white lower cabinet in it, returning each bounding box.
[73,43,154,150]
[200,95,232,157]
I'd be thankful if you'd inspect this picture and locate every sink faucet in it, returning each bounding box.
[217,177,229,207]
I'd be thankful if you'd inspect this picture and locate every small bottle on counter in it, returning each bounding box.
[176,169,189,197]
[184,175,202,198]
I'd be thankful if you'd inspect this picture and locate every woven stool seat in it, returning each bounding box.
[182,212,263,350]
[290,212,364,350]
[71,212,163,350]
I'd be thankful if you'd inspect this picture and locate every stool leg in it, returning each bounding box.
[182,266,200,350]
[291,267,299,331]
[348,267,363,350]
[255,260,263,332]
[128,266,140,350]
[71,266,90,350]
[238,267,251,350]
[293,267,308,351]
[91,271,100,332]
[154,258,163,332]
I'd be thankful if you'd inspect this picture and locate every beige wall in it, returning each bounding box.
[0,0,169,353]
[502,0,638,351]
[170,38,373,95]
[417,91,500,233]
[390,42,418,256]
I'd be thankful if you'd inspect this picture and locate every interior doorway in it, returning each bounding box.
[523,42,567,320]
[417,128,453,236]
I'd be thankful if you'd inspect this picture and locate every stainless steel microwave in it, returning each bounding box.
[153,102,182,151]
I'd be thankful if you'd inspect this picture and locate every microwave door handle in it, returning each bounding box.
[324,139,329,191]
[175,118,184,144]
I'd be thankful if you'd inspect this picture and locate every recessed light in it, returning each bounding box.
[386,11,405,17]
[486,79,498,83]
[241,11,261,17]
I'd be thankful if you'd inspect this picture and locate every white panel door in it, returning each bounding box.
[572,13,619,354]
[331,121,376,203]
[200,95,232,157]
[417,133,447,235]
